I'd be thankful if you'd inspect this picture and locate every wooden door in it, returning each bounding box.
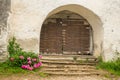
[62,20,90,54]
[40,19,91,55]
[40,23,62,54]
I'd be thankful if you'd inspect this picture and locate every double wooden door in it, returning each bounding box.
[40,19,91,55]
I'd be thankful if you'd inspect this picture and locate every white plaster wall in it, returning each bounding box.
[8,0,120,61]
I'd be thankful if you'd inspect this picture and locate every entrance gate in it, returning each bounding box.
[40,18,92,55]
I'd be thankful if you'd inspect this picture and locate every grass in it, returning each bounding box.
[96,57,120,76]
[0,62,47,77]
[0,62,30,75]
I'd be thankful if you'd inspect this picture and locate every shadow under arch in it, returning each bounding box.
[40,4,103,57]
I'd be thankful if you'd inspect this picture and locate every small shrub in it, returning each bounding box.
[7,37,42,70]
[7,37,22,56]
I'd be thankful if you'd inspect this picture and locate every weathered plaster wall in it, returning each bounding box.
[8,0,120,61]
[0,0,10,62]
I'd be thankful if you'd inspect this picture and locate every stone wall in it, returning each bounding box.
[0,0,10,62]
[7,0,120,61]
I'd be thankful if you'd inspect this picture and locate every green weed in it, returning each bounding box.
[97,57,120,76]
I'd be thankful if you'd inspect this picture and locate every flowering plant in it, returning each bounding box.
[20,55,42,70]
[8,37,42,70]
[9,53,42,70]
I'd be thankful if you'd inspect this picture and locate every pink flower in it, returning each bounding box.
[21,64,34,70]
[33,63,38,68]
[21,65,26,69]
[21,64,30,69]
[28,60,32,64]
[27,66,33,70]
[39,55,42,59]
[38,62,42,66]
[27,57,31,61]
[33,62,42,68]
[10,57,14,61]
[32,58,37,62]
[19,55,24,60]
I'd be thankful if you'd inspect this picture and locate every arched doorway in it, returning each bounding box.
[40,10,93,55]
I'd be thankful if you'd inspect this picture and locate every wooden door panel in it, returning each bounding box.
[62,24,90,54]
[40,23,62,53]
[40,19,91,55]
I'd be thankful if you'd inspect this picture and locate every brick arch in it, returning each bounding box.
[40,4,103,57]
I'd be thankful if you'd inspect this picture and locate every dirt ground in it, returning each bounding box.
[0,73,119,80]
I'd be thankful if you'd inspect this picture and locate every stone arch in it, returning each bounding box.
[40,4,103,57]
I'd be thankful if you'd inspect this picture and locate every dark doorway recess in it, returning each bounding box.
[40,10,93,55]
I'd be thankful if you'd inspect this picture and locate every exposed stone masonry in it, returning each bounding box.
[0,0,10,62]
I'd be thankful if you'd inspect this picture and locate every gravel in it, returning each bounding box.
[41,75,109,80]
[0,74,112,80]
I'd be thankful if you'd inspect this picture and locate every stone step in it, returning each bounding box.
[40,64,108,76]
[42,56,97,60]
[42,54,97,59]
[41,60,97,65]
[41,58,98,63]
[41,68,97,72]
[41,59,98,63]
[41,55,98,63]
[42,64,96,69]
[40,54,100,76]
[41,71,103,76]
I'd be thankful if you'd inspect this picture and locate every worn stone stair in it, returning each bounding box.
[40,54,105,76]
